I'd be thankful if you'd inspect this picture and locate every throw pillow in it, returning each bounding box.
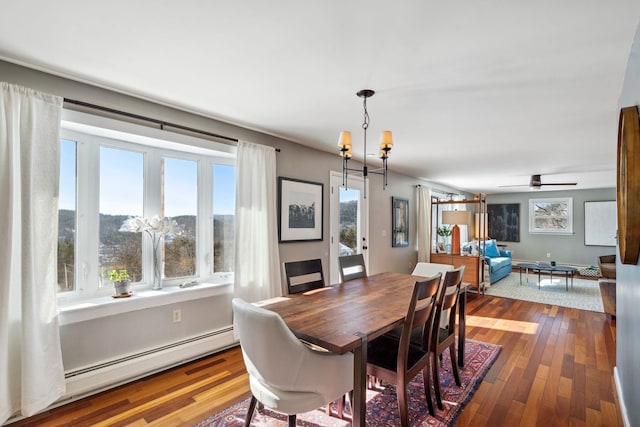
[484,239,500,258]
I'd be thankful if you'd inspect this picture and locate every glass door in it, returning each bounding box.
[329,171,368,284]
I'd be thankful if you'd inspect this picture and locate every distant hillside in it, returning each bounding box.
[58,210,233,244]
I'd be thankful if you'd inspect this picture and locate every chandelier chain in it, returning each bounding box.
[362,98,370,130]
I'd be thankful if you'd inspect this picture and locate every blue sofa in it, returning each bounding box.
[480,239,512,283]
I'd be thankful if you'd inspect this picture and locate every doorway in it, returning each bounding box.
[329,171,369,284]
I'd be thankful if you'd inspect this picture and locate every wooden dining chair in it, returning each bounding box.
[283,258,325,294]
[366,274,442,425]
[430,266,465,410]
[412,262,455,329]
[338,254,367,282]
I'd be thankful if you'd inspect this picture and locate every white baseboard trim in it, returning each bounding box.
[63,328,237,401]
[614,366,631,427]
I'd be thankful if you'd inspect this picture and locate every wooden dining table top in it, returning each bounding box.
[260,271,424,354]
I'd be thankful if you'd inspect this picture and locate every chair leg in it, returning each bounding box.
[432,352,444,410]
[397,378,409,427]
[245,395,257,427]
[422,368,435,416]
[288,414,296,426]
[449,344,461,386]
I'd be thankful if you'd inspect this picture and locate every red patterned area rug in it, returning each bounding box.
[193,339,501,426]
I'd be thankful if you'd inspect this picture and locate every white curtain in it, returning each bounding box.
[416,185,431,262]
[233,141,281,302]
[0,82,65,423]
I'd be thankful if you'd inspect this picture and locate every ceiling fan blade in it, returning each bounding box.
[500,174,578,189]
[539,182,577,186]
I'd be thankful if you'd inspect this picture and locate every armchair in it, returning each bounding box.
[598,254,616,279]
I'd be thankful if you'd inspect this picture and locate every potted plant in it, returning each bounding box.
[109,269,131,295]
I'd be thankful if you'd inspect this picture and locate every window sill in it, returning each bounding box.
[58,282,233,326]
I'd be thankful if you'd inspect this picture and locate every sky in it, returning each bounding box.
[59,139,236,216]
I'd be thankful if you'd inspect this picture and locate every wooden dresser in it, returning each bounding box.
[430,252,481,287]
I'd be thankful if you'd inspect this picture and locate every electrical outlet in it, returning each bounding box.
[172,309,181,323]
[546,252,551,258]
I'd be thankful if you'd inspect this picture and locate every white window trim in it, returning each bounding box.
[528,197,573,235]
[58,110,236,307]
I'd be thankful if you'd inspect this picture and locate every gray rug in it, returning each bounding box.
[484,272,604,313]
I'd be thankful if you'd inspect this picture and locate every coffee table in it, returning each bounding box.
[516,263,578,291]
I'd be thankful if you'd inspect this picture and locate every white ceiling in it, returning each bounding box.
[2,1,639,194]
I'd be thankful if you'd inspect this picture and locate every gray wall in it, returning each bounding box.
[616,21,640,427]
[487,188,616,266]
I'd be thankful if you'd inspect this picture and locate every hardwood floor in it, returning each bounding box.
[9,294,620,426]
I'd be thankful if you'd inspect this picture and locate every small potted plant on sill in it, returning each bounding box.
[109,269,131,296]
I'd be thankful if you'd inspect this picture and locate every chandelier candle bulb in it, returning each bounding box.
[338,131,351,148]
[379,130,394,150]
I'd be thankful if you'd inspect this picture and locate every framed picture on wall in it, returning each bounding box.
[584,201,617,246]
[528,197,573,234]
[278,177,323,242]
[487,203,520,242]
[392,197,409,247]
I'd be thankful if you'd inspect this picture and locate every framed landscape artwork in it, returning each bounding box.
[487,203,520,242]
[278,177,323,242]
[392,197,409,247]
[528,197,573,235]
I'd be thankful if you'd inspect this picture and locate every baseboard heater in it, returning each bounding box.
[62,326,237,402]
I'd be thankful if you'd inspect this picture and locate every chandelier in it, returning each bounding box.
[338,89,393,198]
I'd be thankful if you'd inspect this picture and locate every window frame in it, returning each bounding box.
[58,110,236,303]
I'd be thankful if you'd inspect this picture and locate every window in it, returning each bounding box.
[163,157,198,278]
[57,139,77,292]
[99,147,144,284]
[57,111,236,301]
[213,164,235,273]
[528,197,573,234]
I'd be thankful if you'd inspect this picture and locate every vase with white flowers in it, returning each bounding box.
[119,216,183,290]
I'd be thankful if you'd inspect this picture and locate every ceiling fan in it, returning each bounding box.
[501,174,578,189]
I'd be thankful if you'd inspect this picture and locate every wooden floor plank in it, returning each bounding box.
[8,294,621,427]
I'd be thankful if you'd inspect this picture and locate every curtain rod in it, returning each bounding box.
[63,98,281,152]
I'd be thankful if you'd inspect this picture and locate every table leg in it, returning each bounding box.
[519,268,522,285]
[458,286,467,367]
[571,272,575,289]
[353,332,367,427]
[538,270,541,289]
[565,272,568,291]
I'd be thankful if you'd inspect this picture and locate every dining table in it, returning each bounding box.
[259,271,470,426]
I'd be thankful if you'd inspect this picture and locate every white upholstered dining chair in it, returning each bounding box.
[232,298,353,426]
[412,262,454,277]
